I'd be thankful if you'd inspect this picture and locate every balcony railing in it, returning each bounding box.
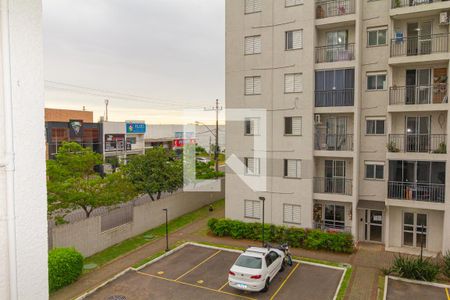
[391,0,446,9]
[388,134,447,153]
[316,0,355,19]
[315,133,354,151]
[313,222,352,233]
[388,181,445,203]
[315,89,354,107]
[314,177,353,196]
[315,44,355,63]
[389,85,448,105]
[390,33,449,57]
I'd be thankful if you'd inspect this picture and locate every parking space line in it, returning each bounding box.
[445,287,450,300]
[218,281,229,291]
[175,250,222,281]
[136,270,256,300]
[269,263,300,300]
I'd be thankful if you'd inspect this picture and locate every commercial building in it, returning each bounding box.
[103,121,146,163]
[225,0,450,255]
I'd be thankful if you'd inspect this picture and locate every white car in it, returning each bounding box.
[228,247,285,293]
[196,157,211,163]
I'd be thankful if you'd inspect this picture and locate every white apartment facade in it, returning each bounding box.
[225,0,450,255]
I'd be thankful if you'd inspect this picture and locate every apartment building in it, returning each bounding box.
[225,0,450,255]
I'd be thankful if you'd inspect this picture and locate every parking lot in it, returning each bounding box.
[82,243,345,300]
[386,277,450,300]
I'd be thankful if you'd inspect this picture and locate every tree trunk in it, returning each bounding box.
[149,193,155,201]
[157,191,162,199]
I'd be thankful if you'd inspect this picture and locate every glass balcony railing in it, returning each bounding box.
[388,181,445,203]
[315,89,354,107]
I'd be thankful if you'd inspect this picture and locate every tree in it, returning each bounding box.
[123,147,183,200]
[47,142,137,218]
[196,161,224,179]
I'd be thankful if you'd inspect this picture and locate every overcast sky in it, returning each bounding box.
[43,0,224,124]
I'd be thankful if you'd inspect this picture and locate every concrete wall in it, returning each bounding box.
[51,180,225,257]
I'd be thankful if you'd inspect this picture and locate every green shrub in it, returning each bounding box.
[442,251,450,278]
[207,218,354,253]
[48,248,84,292]
[390,255,439,282]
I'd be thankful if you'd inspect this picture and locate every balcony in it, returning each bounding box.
[388,181,445,203]
[391,0,448,9]
[315,89,354,107]
[316,0,355,19]
[315,133,354,151]
[315,44,355,63]
[390,33,448,57]
[389,85,447,105]
[313,221,352,233]
[314,177,353,196]
[388,134,447,153]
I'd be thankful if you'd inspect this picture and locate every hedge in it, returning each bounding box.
[207,218,354,253]
[48,247,84,292]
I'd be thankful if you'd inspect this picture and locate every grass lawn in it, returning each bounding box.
[336,266,353,300]
[82,199,224,273]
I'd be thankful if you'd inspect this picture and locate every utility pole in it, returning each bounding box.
[204,99,222,172]
[104,99,109,122]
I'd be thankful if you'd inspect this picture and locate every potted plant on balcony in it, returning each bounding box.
[316,5,325,18]
[433,142,447,154]
[393,0,401,8]
[387,141,400,152]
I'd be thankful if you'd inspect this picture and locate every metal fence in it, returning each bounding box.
[315,89,354,107]
[391,0,443,8]
[390,33,449,57]
[316,0,355,19]
[388,134,447,153]
[315,43,355,63]
[315,133,354,151]
[389,85,448,105]
[313,177,353,196]
[313,222,352,233]
[387,181,445,203]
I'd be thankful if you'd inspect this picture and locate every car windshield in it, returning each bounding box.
[235,255,262,269]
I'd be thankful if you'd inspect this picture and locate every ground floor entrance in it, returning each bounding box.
[362,209,383,243]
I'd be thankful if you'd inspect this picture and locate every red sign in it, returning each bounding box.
[173,138,196,147]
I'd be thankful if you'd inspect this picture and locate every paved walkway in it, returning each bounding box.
[51,206,396,300]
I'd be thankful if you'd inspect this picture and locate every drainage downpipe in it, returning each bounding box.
[1,0,18,298]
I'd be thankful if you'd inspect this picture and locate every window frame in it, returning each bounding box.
[365,161,385,180]
[367,72,387,91]
[366,117,385,135]
[244,157,261,176]
[284,159,302,179]
[244,117,260,136]
[283,203,301,225]
[402,211,427,248]
[285,29,303,51]
[284,116,302,136]
[367,27,387,47]
[244,35,262,55]
[244,0,262,14]
[244,199,261,219]
[244,76,261,95]
[284,73,303,93]
[285,0,304,7]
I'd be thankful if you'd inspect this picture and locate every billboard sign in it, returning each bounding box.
[69,119,83,139]
[126,122,146,134]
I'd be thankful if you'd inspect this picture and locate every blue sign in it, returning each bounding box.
[126,122,146,134]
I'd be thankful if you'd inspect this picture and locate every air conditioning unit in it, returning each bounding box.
[440,12,448,25]
[314,114,321,125]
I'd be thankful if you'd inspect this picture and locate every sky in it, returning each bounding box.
[43,0,225,124]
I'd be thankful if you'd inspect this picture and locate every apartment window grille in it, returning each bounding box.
[284,116,302,135]
[283,204,301,224]
[244,200,261,219]
[245,0,262,14]
[245,35,262,55]
[245,157,261,175]
[285,73,303,93]
[367,73,387,90]
[365,162,384,180]
[285,30,303,50]
[366,118,385,135]
[244,118,260,135]
[245,76,261,95]
[284,159,301,178]
[368,28,387,46]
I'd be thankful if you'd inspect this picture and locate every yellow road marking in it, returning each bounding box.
[218,281,229,291]
[445,287,450,300]
[269,263,300,300]
[136,271,256,300]
[175,250,222,281]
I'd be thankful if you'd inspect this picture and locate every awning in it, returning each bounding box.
[357,200,385,211]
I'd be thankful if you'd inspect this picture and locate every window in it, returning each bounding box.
[244,199,261,219]
[245,76,261,95]
[403,212,427,248]
[244,157,260,175]
[324,204,345,229]
[367,73,386,90]
[245,35,261,55]
[244,118,260,135]
[366,118,385,135]
[365,162,384,180]
[284,73,303,93]
[51,127,69,143]
[284,159,301,178]
[245,0,261,14]
[285,30,303,50]
[284,116,302,135]
[283,204,301,224]
[368,28,387,46]
[285,0,303,7]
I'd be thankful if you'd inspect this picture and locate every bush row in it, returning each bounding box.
[207,218,354,253]
[48,247,84,292]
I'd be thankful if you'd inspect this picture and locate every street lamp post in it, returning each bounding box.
[163,208,169,252]
[259,197,265,247]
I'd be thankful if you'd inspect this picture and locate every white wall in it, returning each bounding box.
[0,0,48,299]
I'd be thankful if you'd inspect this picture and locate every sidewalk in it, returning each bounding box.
[51,205,394,300]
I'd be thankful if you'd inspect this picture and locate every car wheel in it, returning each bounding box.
[261,278,270,293]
